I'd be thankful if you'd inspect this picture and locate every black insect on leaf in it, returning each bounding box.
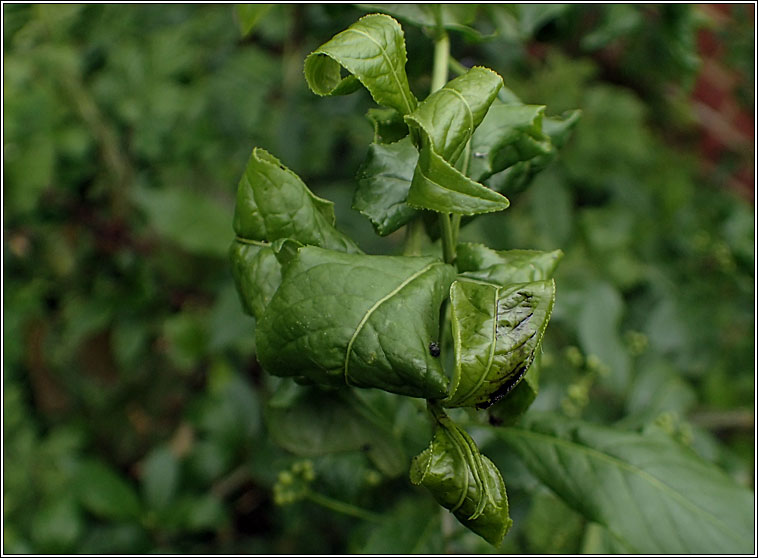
[429,341,441,357]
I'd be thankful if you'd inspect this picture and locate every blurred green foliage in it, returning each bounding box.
[3,4,754,553]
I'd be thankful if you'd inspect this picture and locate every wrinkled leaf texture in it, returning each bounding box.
[256,246,455,399]
[445,244,560,409]
[411,411,511,546]
[445,279,555,408]
[230,148,358,318]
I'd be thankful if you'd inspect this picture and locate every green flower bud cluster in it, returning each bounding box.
[273,460,316,506]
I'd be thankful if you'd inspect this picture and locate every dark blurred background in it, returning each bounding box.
[3,4,754,554]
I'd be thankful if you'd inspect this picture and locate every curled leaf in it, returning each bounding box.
[410,408,512,546]
[232,147,359,253]
[406,66,502,163]
[230,148,359,317]
[256,246,455,399]
[445,279,556,408]
[304,13,418,116]
[457,243,563,285]
[407,145,511,215]
[404,67,510,215]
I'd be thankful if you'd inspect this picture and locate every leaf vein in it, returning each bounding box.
[343,262,437,384]
[344,27,413,114]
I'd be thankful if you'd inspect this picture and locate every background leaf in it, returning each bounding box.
[266,384,407,477]
[492,414,755,554]
[354,496,444,554]
[75,460,142,521]
[133,186,231,258]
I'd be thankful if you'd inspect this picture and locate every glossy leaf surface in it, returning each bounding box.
[494,414,755,554]
[353,136,418,236]
[407,146,511,215]
[468,103,552,182]
[229,241,281,319]
[406,67,502,163]
[405,68,510,215]
[411,410,511,546]
[230,148,359,318]
[256,246,455,399]
[232,147,359,252]
[444,279,555,408]
[457,243,563,285]
[304,14,418,116]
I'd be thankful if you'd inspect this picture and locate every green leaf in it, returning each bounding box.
[235,4,273,37]
[357,4,476,29]
[407,146,511,215]
[543,109,582,148]
[483,109,581,197]
[357,496,443,554]
[133,186,231,257]
[353,136,419,236]
[444,279,555,408]
[404,68,510,215]
[304,13,418,115]
[31,498,83,552]
[494,414,755,554]
[140,445,179,511]
[232,147,359,253]
[266,384,407,477]
[231,148,359,319]
[256,246,455,399]
[457,243,564,285]
[356,4,491,43]
[75,460,142,521]
[522,490,584,554]
[468,104,552,182]
[229,240,281,319]
[410,409,512,546]
[407,67,502,163]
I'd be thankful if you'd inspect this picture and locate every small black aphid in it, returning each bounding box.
[428,341,441,357]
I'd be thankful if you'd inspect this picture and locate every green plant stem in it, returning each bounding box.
[431,30,457,268]
[306,491,383,523]
[440,213,456,265]
[431,31,450,93]
[403,217,426,256]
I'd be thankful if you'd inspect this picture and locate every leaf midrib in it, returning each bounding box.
[452,284,499,404]
[344,26,413,114]
[436,86,474,157]
[343,262,438,384]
